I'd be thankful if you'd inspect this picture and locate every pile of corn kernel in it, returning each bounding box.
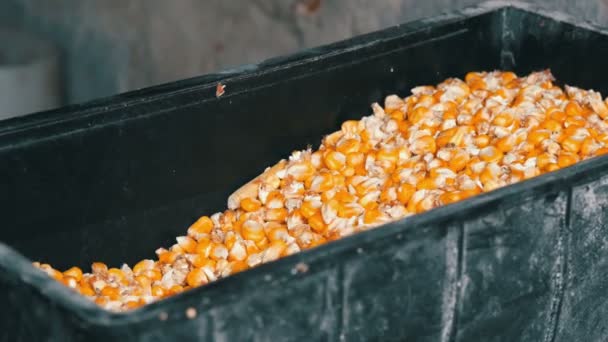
[34,70,608,311]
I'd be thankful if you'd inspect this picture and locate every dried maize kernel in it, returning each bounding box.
[35,70,608,312]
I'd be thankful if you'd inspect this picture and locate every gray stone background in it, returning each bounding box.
[0,0,607,105]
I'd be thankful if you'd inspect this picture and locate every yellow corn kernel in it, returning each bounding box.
[230,261,249,274]
[124,301,142,310]
[240,197,262,212]
[474,134,491,148]
[100,286,120,300]
[536,152,554,170]
[157,250,178,264]
[209,243,229,261]
[308,172,334,192]
[287,161,315,181]
[540,119,562,133]
[63,267,83,281]
[581,137,598,156]
[108,268,125,282]
[549,110,567,122]
[564,115,586,128]
[169,285,184,295]
[186,268,209,287]
[242,220,265,242]
[132,259,154,275]
[557,152,579,168]
[565,101,584,116]
[300,200,319,219]
[338,202,364,218]
[397,183,416,205]
[323,150,346,171]
[176,236,197,253]
[448,150,470,172]
[341,120,360,134]
[151,285,166,298]
[439,191,462,205]
[265,208,288,222]
[409,106,431,125]
[62,276,78,289]
[416,178,436,190]
[561,136,582,153]
[188,215,214,237]
[80,284,95,297]
[91,262,108,275]
[376,148,399,170]
[495,135,515,153]
[501,71,517,84]
[528,129,551,147]
[410,135,437,155]
[142,268,162,282]
[492,113,514,127]
[95,297,109,306]
[479,146,503,163]
[308,212,327,234]
[336,138,361,154]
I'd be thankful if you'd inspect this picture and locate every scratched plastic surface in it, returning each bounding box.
[2,2,608,341]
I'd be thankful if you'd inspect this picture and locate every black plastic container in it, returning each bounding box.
[2,2,608,341]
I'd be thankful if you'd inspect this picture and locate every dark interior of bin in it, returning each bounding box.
[1,6,608,272]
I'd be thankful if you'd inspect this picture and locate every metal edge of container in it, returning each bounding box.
[1,0,606,328]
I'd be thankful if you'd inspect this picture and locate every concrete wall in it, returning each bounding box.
[1,0,608,104]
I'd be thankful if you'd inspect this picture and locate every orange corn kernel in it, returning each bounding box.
[397,183,416,205]
[265,208,288,222]
[410,135,437,155]
[241,198,262,212]
[528,129,551,146]
[188,215,214,237]
[186,268,209,287]
[324,150,346,171]
[242,220,265,242]
[557,152,579,168]
[565,101,584,116]
[230,261,249,274]
[479,146,504,163]
[151,285,166,297]
[157,250,178,264]
[62,276,79,289]
[142,269,162,281]
[561,136,582,153]
[492,113,514,127]
[474,134,491,148]
[80,285,96,297]
[300,200,319,219]
[449,150,470,172]
[63,267,83,281]
[540,119,563,132]
[439,191,462,205]
[100,286,120,301]
[176,236,197,253]
[336,138,361,154]
[132,259,155,275]
[308,212,327,234]
[91,262,108,274]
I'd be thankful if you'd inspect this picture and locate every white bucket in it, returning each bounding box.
[0,28,62,120]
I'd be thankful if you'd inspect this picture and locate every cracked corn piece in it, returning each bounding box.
[34,70,608,311]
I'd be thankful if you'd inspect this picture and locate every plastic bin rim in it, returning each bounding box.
[2,0,608,327]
